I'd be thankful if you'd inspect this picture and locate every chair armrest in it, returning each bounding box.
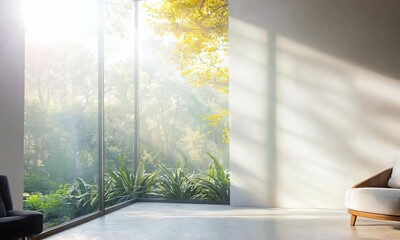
[7,210,43,217]
[6,210,43,234]
[353,168,392,188]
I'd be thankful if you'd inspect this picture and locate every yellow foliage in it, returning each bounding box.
[144,0,229,144]
[144,0,229,94]
[222,128,229,144]
[202,108,229,144]
[202,108,229,127]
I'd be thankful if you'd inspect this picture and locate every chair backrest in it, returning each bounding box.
[0,175,14,211]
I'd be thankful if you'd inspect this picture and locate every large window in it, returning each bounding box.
[138,0,229,201]
[23,0,100,228]
[103,0,137,208]
[23,0,229,230]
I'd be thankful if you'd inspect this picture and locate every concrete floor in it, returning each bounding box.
[45,202,400,240]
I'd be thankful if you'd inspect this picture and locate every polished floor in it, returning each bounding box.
[45,202,400,240]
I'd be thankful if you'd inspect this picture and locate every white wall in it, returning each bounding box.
[230,0,400,208]
[0,0,25,209]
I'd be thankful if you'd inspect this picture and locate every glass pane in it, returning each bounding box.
[103,0,136,207]
[139,0,230,202]
[23,0,99,228]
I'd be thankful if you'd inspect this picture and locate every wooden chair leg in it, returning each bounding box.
[350,214,357,226]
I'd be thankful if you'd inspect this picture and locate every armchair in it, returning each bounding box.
[0,175,43,240]
[345,168,400,226]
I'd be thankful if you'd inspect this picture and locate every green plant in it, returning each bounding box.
[42,189,70,224]
[24,186,71,227]
[24,193,44,211]
[66,177,99,217]
[155,164,202,200]
[197,152,230,202]
[24,175,59,194]
[105,154,158,206]
[23,152,231,229]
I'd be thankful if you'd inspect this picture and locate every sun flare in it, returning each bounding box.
[22,0,97,43]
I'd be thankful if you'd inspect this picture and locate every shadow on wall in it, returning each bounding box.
[230,0,400,208]
[233,0,400,80]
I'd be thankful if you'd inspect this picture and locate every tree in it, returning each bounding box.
[144,0,228,94]
[144,0,229,142]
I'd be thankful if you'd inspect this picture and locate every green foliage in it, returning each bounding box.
[66,178,99,217]
[24,154,230,228]
[42,188,71,224]
[105,154,158,206]
[24,186,71,227]
[24,175,59,194]
[141,150,162,172]
[24,193,43,211]
[155,164,202,200]
[197,153,230,202]
[24,179,99,227]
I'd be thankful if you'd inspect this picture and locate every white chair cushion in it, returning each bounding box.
[388,152,400,188]
[345,188,400,216]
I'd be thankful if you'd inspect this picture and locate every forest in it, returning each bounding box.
[23,0,228,228]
